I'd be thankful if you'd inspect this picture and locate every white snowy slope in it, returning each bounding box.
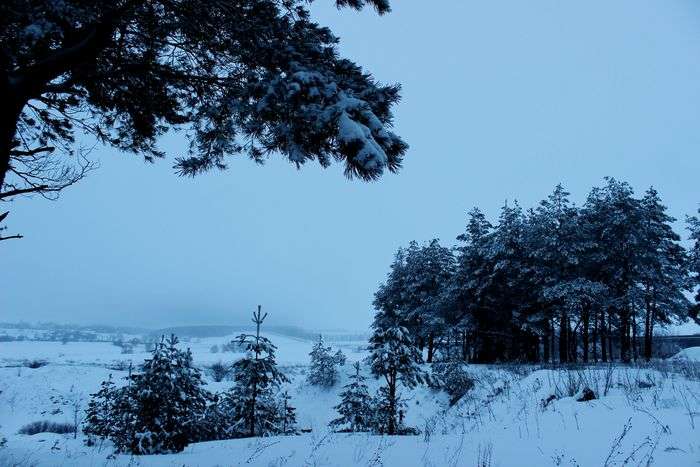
[1,336,699,466]
[672,347,700,362]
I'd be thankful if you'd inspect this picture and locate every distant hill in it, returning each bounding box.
[0,321,149,335]
[151,325,241,339]
[151,324,368,342]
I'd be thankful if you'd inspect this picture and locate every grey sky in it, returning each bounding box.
[3,1,700,331]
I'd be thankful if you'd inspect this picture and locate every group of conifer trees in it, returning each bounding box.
[83,326,430,453]
[372,178,700,364]
[83,307,297,454]
[308,334,421,436]
[306,338,422,436]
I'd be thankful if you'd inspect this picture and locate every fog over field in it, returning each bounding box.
[4,0,700,332]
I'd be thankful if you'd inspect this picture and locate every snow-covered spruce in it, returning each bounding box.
[307,335,339,388]
[82,335,211,454]
[82,375,119,445]
[369,316,425,435]
[220,306,290,438]
[277,391,298,435]
[373,239,455,364]
[329,361,373,432]
[333,349,347,367]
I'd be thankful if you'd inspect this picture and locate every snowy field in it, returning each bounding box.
[1,333,699,467]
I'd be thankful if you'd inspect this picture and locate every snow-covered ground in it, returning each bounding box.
[1,334,699,466]
[672,346,700,362]
[0,331,361,368]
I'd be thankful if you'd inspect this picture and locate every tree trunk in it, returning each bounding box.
[559,311,568,363]
[600,308,607,363]
[648,301,656,360]
[0,81,24,190]
[569,316,578,363]
[607,317,613,362]
[427,333,434,363]
[643,296,652,361]
[461,330,468,362]
[543,319,551,364]
[592,308,598,362]
[550,318,556,363]
[387,373,397,435]
[0,11,131,192]
[620,307,630,363]
[582,306,590,363]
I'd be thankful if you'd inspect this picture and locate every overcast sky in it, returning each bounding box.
[3,1,700,331]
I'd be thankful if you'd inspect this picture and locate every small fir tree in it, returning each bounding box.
[82,375,119,445]
[83,335,211,454]
[371,386,409,434]
[333,349,347,367]
[224,306,289,437]
[189,392,230,443]
[307,335,339,388]
[278,391,298,435]
[369,318,425,435]
[129,335,211,454]
[329,362,373,432]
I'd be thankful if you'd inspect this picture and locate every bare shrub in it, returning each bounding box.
[208,361,231,382]
[18,421,75,435]
[549,368,583,398]
[221,341,245,353]
[106,360,131,371]
[23,359,47,369]
[603,417,633,466]
[476,442,493,467]
[431,362,476,405]
[499,363,538,378]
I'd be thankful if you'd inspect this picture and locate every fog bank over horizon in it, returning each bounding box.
[3,1,700,331]
[0,309,368,333]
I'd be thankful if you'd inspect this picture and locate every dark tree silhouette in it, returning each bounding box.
[1,0,406,235]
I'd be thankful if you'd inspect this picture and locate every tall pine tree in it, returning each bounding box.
[686,210,700,325]
[373,239,454,362]
[451,208,493,362]
[638,188,690,360]
[528,184,588,362]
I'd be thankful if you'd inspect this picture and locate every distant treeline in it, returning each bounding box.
[371,178,700,364]
[0,322,365,344]
[0,321,148,335]
[151,324,365,342]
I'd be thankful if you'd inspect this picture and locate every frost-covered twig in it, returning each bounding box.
[677,386,696,430]
[303,431,332,467]
[245,439,280,464]
[448,432,465,467]
[603,417,632,466]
